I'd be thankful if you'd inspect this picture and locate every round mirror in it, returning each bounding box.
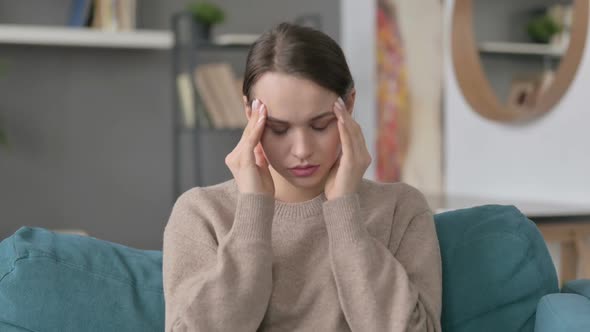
[452,0,588,123]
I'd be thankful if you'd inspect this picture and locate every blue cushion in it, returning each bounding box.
[535,293,590,332]
[434,205,559,332]
[0,227,164,332]
[562,279,590,300]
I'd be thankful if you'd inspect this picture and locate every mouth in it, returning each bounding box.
[288,165,320,177]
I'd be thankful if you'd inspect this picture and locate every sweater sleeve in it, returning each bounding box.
[163,190,275,332]
[322,188,442,332]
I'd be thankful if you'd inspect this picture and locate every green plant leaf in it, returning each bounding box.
[527,15,562,44]
[187,2,225,25]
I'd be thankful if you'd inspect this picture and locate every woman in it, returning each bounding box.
[163,23,441,331]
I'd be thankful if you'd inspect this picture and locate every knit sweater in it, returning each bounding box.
[163,178,442,331]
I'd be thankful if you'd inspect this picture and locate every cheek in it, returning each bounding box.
[317,129,342,159]
[260,133,283,165]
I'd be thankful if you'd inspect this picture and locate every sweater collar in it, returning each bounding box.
[273,192,327,219]
[227,179,327,219]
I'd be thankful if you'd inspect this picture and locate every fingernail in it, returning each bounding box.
[252,99,260,111]
[259,104,265,115]
[338,97,345,107]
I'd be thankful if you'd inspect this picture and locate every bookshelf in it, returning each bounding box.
[0,24,172,49]
[172,12,251,198]
[479,41,565,57]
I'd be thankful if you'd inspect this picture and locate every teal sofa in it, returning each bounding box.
[1,205,589,331]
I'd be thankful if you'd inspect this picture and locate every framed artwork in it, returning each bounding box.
[376,0,444,194]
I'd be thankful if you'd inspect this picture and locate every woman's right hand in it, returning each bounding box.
[225,99,275,196]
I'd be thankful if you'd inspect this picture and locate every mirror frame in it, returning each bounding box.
[452,0,589,122]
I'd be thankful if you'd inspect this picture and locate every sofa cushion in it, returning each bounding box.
[562,279,590,300]
[0,227,164,332]
[434,205,559,332]
[535,293,590,332]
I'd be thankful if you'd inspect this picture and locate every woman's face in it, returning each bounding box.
[246,72,350,192]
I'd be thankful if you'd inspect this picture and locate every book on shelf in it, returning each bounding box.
[91,0,136,31]
[176,73,196,128]
[177,72,213,129]
[193,63,247,129]
[68,0,93,27]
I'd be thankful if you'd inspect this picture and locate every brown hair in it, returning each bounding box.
[242,23,354,104]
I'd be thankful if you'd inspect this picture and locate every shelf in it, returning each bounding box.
[0,24,173,49]
[479,41,565,57]
[175,43,252,51]
[177,126,244,133]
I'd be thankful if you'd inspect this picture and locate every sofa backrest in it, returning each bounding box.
[0,205,559,331]
[0,227,164,331]
[434,205,559,331]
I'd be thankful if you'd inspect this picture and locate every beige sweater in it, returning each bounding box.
[163,179,442,331]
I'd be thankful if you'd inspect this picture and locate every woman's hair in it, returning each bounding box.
[242,22,354,103]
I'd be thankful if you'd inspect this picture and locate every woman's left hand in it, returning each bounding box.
[324,97,372,201]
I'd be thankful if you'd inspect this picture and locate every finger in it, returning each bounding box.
[334,102,353,158]
[254,143,268,167]
[240,99,261,144]
[246,103,266,150]
[336,98,364,156]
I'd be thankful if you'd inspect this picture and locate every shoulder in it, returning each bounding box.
[176,179,238,211]
[358,178,430,215]
[164,180,238,246]
[358,179,434,250]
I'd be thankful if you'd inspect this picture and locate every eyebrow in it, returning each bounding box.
[266,111,335,125]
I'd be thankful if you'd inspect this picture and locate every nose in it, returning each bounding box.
[290,129,313,161]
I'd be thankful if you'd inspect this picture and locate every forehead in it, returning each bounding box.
[252,72,338,122]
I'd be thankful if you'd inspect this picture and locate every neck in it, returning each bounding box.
[270,167,325,203]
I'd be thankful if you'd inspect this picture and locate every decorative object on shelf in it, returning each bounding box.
[507,71,555,111]
[452,0,588,123]
[527,13,562,44]
[547,3,574,48]
[187,1,225,41]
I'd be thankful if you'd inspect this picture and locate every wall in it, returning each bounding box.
[341,0,377,180]
[444,0,590,206]
[0,0,340,249]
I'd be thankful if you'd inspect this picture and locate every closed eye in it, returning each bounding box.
[267,125,289,135]
[311,118,336,131]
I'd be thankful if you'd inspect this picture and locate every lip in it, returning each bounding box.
[289,165,320,177]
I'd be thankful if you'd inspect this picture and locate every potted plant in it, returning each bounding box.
[527,14,562,44]
[187,1,225,41]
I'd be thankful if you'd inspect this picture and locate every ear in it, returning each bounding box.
[243,95,252,120]
[344,88,356,115]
